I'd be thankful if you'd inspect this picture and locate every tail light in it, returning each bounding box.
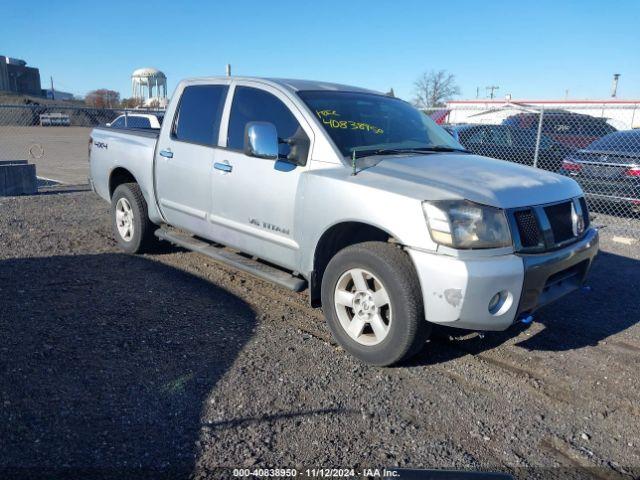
[562,159,582,172]
[625,166,640,177]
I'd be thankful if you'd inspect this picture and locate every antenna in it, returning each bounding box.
[226,64,232,77]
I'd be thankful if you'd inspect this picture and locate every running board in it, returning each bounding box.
[155,228,307,292]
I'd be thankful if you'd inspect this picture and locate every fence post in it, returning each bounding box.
[124,110,128,127]
[532,106,544,169]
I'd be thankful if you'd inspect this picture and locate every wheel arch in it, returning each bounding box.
[108,167,138,199]
[309,221,402,308]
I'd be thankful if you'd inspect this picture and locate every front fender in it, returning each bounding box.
[297,168,437,274]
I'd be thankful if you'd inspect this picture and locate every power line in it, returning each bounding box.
[486,85,500,99]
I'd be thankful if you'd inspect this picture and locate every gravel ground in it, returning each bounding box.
[0,188,638,480]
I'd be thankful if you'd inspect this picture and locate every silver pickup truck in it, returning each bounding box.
[89,76,598,366]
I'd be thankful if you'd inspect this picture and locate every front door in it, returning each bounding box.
[209,84,312,270]
[155,84,229,236]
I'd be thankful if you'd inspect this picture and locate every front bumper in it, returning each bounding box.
[407,228,599,331]
[517,227,598,315]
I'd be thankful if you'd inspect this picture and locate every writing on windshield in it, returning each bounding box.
[316,109,384,135]
[299,90,463,156]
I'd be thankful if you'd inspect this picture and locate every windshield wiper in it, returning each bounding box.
[408,145,471,153]
[351,146,469,159]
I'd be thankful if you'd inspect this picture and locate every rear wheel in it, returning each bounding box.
[111,183,157,253]
[321,241,430,366]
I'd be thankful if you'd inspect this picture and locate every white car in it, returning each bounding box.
[107,113,163,129]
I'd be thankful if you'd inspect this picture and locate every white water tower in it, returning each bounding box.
[131,67,167,106]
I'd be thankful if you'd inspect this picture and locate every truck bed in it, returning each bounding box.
[89,126,159,213]
[92,126,160,139]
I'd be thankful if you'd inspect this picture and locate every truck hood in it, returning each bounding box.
[362,153,583,208]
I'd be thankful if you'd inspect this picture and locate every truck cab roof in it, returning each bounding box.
[179,76,381,95]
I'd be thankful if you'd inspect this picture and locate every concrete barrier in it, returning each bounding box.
[0,160,37,196]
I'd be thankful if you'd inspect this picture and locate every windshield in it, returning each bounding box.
[297,91,464,157]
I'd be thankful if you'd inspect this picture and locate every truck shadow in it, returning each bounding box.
[409,250,640,365]
[0,253,256,479]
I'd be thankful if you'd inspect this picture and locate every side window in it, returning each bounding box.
[460,126,485,144]
[511,128,538,148]
[489,127,512,147]
[227,86,302,157]
[172,85,229,146]
[111,117,125,128]
[128,117,151,129]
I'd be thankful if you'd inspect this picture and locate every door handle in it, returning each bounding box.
[159,149,173,158]
[214,162,233,173]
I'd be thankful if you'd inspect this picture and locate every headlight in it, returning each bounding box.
[422,200,511,249]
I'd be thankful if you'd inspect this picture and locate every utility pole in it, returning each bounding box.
[486,85,499,99]
[476,86,480,99]
[611,73,621,97]
[50,76,55,100]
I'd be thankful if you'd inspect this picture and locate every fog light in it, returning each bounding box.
[488,293,501,311]
[488,290,512,315]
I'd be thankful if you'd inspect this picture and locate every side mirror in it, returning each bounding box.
[244,122,278,160]
[106,123,111,127]
[284,127,310,167]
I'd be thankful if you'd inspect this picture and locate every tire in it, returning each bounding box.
[321,241,431,366]
[111,183,157,254]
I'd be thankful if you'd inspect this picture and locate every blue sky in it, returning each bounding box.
[3,0,639,101]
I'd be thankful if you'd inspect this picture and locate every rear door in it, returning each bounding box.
[155,83,229,237]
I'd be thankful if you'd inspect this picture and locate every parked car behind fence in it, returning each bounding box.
[560,129,640,209]
[445,124,575,172]
[39,112,71,126]
[106,113,164,129]
[502,111,617,149]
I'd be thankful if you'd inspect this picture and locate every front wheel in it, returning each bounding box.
[111,183,158,254]
[321,241,430,366]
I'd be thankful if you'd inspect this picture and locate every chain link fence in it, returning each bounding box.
[0,101,638,238]
[0,104,164,184]
[426,104,640,237]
